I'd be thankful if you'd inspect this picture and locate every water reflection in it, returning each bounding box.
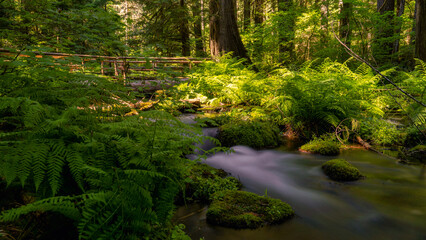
[177,145,426,240]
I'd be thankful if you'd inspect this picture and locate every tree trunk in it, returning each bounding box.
[415,0,426,61]
[180,0,190,56]
[278,0,295,63]
[393,0,405,56]
[339,0,352,60]
[209,0,251,62]
[374,0,395,61]
[315,0,329,48]
[409,1,417,45]
[254,0,264,24]
[192,0,204,56]
[339,0,352,46]
[243,0,251,31]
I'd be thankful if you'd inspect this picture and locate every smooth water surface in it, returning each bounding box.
[176,130,426,240]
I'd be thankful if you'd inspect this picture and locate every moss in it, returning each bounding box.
[321,159,363,181]
[217,120,280,149]
[402,127,426,148]
[399,145,426,164]
[194,114,232,127]
[179,163,242,203]
[206,190,294,229]
[300,138,340,156]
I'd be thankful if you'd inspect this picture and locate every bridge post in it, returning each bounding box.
[123,58,127,80]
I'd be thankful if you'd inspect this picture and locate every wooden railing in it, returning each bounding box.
[0,48,210,80]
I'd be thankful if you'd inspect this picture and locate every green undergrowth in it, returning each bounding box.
[358,118,402,146]
[0,54,201,239]
[176,57,425,151]
[206,190,294,229]
[322,159,363,181]
[179,163,242,203]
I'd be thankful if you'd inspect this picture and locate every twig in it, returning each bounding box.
[1,48,25,75]
[331,25,425,107]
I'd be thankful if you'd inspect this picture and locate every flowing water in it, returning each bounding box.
[175,124,426,240]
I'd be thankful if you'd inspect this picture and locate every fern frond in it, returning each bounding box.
[0,196,81,222]
[31,142,50,191]
[47,141,66,195]
[66,149,84,189]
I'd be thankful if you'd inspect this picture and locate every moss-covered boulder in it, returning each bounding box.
[300,138,340,156]
[194,114,232,127]
[217,120,280,148]
[179,164,242,203]
[322,159,363,181]
[206,190,294,229]
[399,145,426,164]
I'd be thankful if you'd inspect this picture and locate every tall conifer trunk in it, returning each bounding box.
[192,0,204,56]
[415,0,426,61]
[180,0,190,56]
[393,0,405,55]
[339,0,352,60]
[243,0,251,31]
[254,0,264,24]
[278,0,295,63]
[374,0,395,61]
[209,0,251,62]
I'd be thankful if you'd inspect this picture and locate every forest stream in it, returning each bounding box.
[176,117,426,240]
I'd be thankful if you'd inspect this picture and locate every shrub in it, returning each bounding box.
[358,118,401,146]
[271,60,385,138]
[217,120,280,148]
[322,159,363,181]
[206,190,294,229]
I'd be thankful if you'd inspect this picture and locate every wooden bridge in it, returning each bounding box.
[0,48,209,81]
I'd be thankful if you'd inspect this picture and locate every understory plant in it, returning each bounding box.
[0,54,201,239]
[269,59,385,138]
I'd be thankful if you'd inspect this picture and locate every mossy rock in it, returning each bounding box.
[206,190,294,229]
[399,145,426,164]
[179,164,242,203]
[194,114,232,127]
[322,159,363,181]
[217,120,280,149]
[300,139,340,156]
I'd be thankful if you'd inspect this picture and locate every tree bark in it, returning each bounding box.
[254,0,264,24]
[374,0,395,61]
[339,0,352,46]
[192,0,204,56]
[180,0,190,56]
[243,0,251,31]
[339,0,352,60]
[415,0,426,61]
[278,0,295,63]
[409,1,417,45]
[315,0,329,47]
[209,0,251,62]
[393,0,405,56]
